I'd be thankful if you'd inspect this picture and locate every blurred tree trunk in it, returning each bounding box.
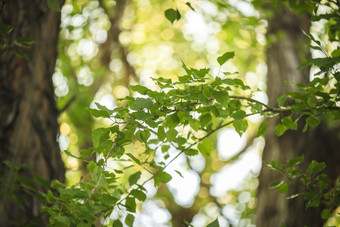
[256,4,340,227]
[0,0,65,226]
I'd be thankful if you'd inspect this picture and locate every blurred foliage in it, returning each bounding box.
[53,0,267,225]
[46,52,275,226]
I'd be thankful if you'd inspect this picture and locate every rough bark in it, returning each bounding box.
[256,5,340,227]
[0,0,65,225]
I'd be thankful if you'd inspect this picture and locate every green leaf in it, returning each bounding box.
[90,102,114,118]
[189,119,200,131]
[302,30,321,46]
[231,110,246,120]
[154,171,172,186]
[198,139,213,157]
[192,68,209,78]
[15,37,35,47]
[92,127,110,148]
[306,116,320,127]
[250,102,263,112]
[277,95,287,106]
[165,8,177,23]
[221,78,235,85]
[332,48,340,57]
[200,113,212,127]
[233,79,246,87]
[128,171,141,186]
[321,209,331,220]
[256,122,268,137]
[176,9,181,20]
[136,130,151,143]
[130,85,151,95]
[89,109,109,118]
[125,214,135,227]
[161,145,170,153]
[181,61,192,76]
[277,182,288,193]
[307,96,317,107]
[126,153,141,165]
[186,2,195,11]
[233,119,248,136]
[166,113,180,128]
[308,199,320,208]
[76,222,92,227]
[126,197,136,212]
[269,180,284,189]
[51,180,64,189]
[307,160,326,175]
[281,116,297,130]
[288,155,304,166]
[158,126,166,141]
[0,24,13,36]
[46,190,56,203]
[130,189,146,201]
[55,215,70,226]
[185,148,198,156]
[310,57,340,71]
[174,137,186,146]
[207,218,220,227]
[15,51,28,59]
[175,170,184,178]
[63,150,83,160]
[112,220,123,227]
[217,51,235,66]
[133,98,153,110]
[268,160,286,170]
[291,102,309,113]
[47,0,61,12]
[275,124,287,136]
[166,128,178,141]
[317,174,331,191]
[212,90,229,105]
[96,194,118,206]
[59,188,89,199]
[80,149,93,157]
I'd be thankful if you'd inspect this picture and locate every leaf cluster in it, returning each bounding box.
[268,156,340,220]
[40,52,281,226]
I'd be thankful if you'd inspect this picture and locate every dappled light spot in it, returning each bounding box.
[113,85,130,99]
[110,58,123,72]
[53,71,69,97]
[210,148,261,196]
[58,134,69,151]
[134,200,171,226]
[160,29,175,40]
[77,66,94,87]
[60,123,71,135]
[77,39,98,60]
[188,153,206,172]
[217,128,247,160]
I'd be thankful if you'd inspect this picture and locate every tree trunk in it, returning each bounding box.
[0,0,65,226]
[256,5,340,227]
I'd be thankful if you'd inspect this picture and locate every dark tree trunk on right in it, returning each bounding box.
[256,5,340,227]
